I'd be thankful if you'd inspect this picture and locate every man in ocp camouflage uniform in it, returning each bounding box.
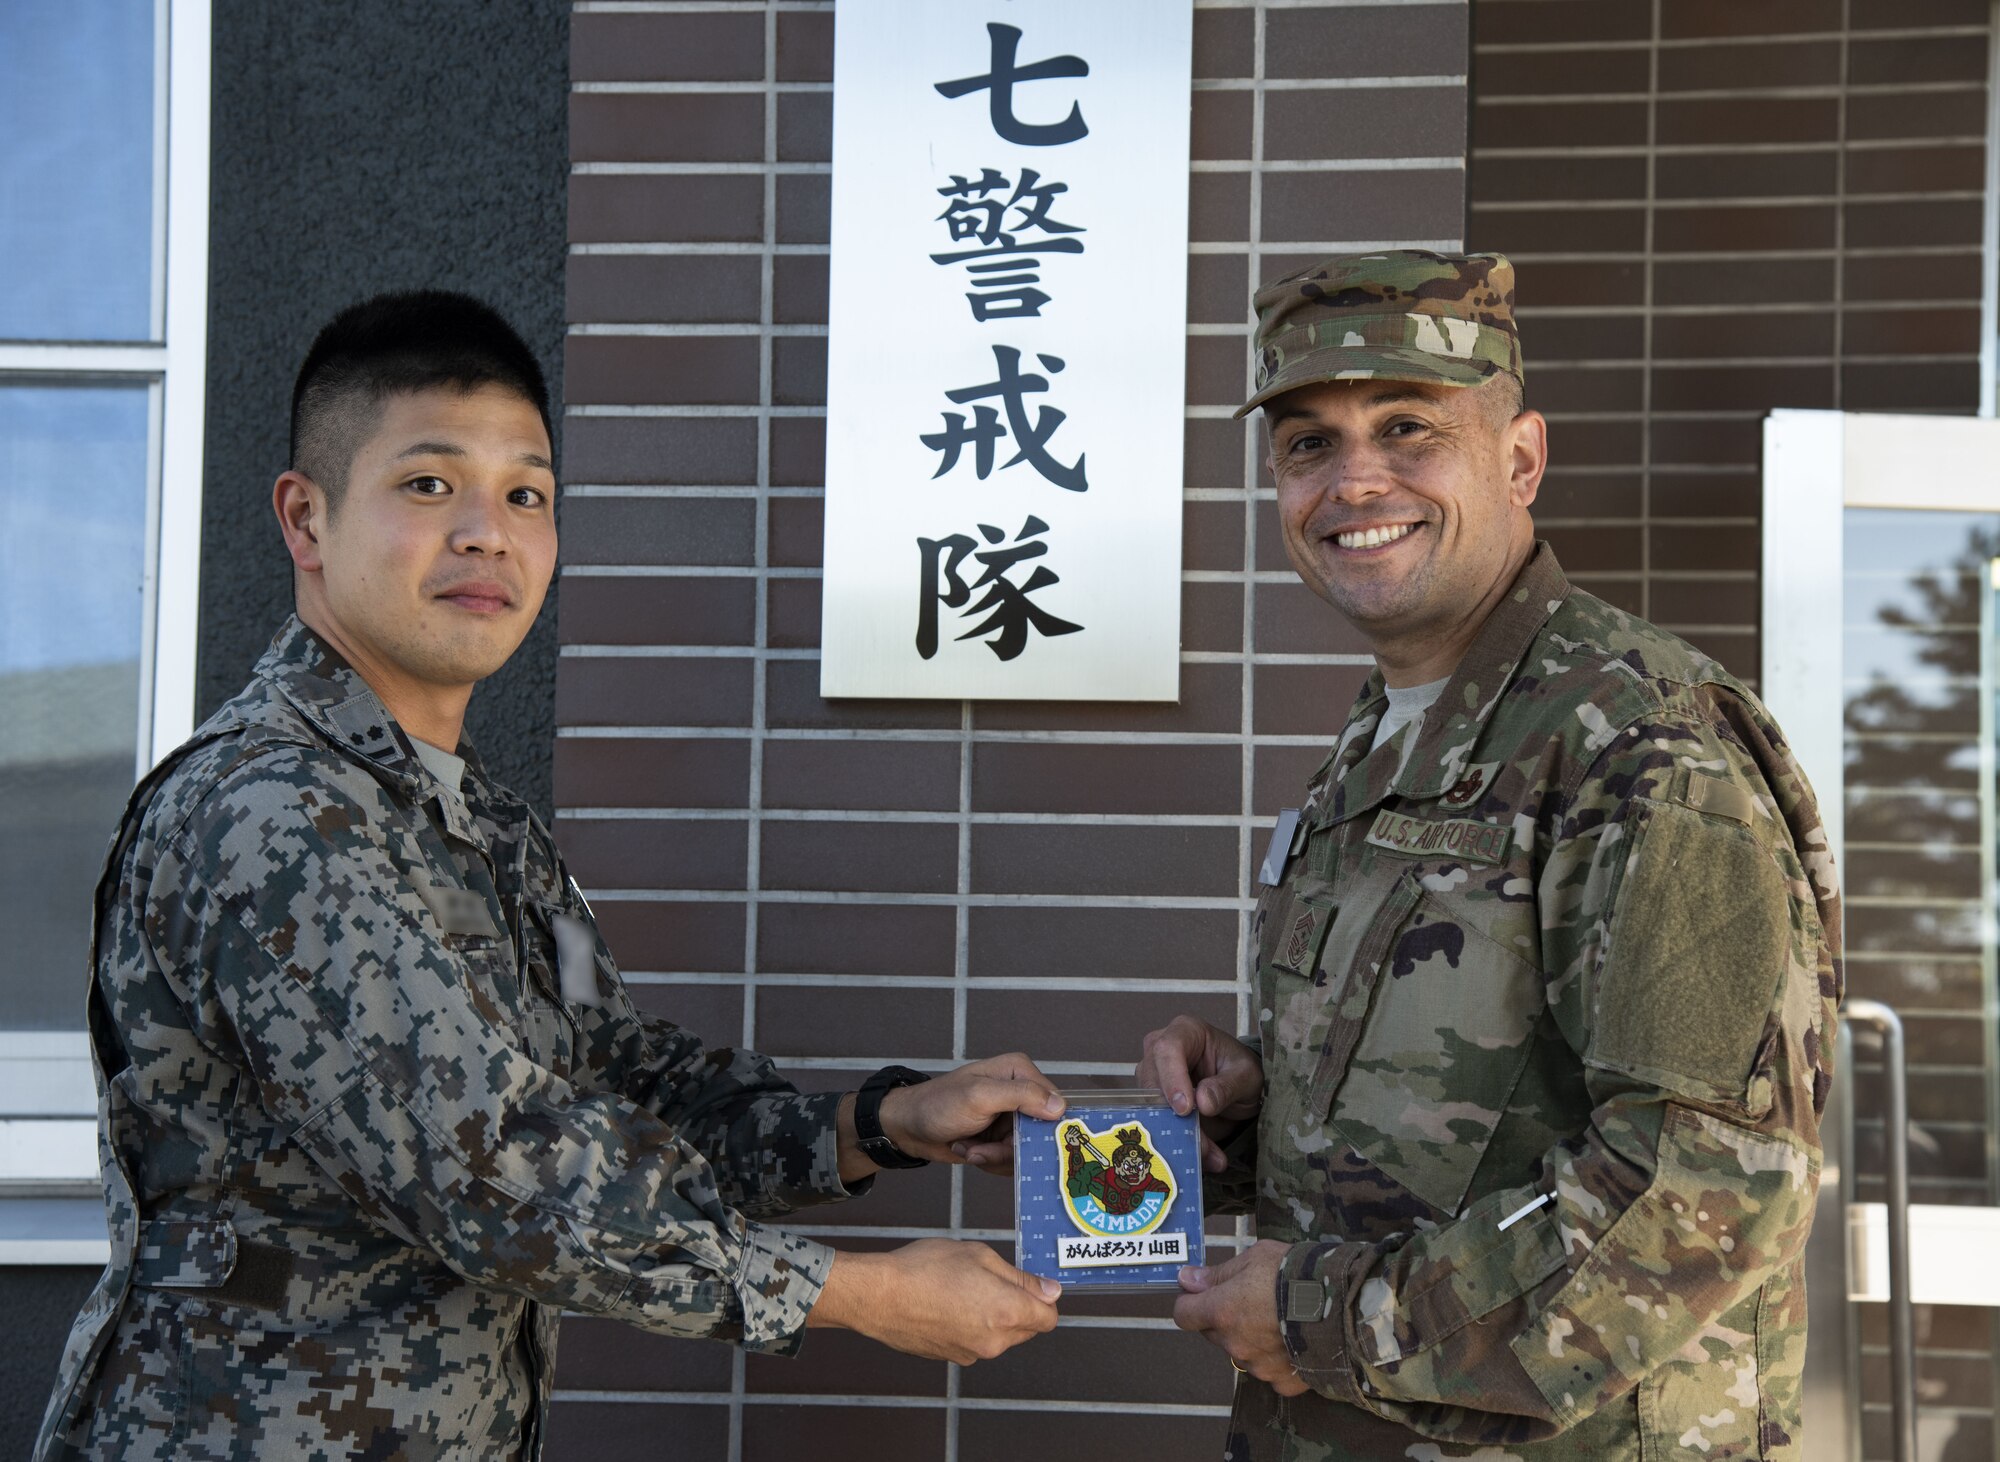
[1140,251,1842,1461]
[38,291,1066,1461]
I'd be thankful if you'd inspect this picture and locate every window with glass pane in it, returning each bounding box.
[0,385,153,1029]
[0,4,157,342]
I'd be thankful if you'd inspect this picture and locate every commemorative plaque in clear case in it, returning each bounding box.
[1014,1089,1205,1291]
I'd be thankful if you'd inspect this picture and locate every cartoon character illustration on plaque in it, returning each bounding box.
[1060,1120,1177,1237]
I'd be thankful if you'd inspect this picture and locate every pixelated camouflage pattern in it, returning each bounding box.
[1236,250,1521,419]
[37,617,859,1462]
[1216,545,1841,1462]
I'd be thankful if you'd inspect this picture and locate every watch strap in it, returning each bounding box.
[854,1065,931,1169]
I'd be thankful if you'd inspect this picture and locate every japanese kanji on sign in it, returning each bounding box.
[821,0,1194,700]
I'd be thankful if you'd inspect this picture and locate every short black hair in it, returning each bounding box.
[289,290,552,506]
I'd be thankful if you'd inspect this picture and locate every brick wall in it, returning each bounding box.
[552,2,1467,1457]
[1469,2,1994,1458]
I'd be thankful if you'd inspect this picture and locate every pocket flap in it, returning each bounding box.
[133,1217,237,1290]
[1307,871,1421,1119]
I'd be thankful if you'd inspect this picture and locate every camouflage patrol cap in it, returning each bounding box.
[1236,250,1521,418]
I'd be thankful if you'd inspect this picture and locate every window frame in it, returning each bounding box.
[0,0,209,1245]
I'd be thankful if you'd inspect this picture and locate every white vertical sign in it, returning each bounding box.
[821,0,1193,701]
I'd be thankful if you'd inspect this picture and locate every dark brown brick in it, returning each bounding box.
[1847,87,1987,143]
[772,335,826,406]
[1844,251,1982,304]
[570,93,764,164]
[560,816,747,891]
[1852,0,1990,24]
[775,10,833,83]
[1845,198,1984,251]
[1254,580,1373,655]
[1657,96,1838,148]
[1845,143,1984,195]
[776,173,831,244]
[1268,5,1469,78]
[557,576,756,647]
[763,738,959,812]
[1654,202,1835,255]
[1659,0,1841,37]
[770,417,827,486]
[1188,253,1252,326]
[760,819,958,894]
[554,1319,733,1391]
[1267,86,1466,161]
[960,1408,1228,1462]
[568,174,763,245]
[959,1319,1234,1404]
[1528,364,1642,414]
[967,987,1238,1062]
[776,92,831,162]
[1653,256,1836,307]
[773,252,829,325]
[1191,88,1252,161]
[746,1329,944,1397]
[1662,38,1842,91]
[1651,310,1834,361]
[1476,99,1648,151]
[766,659,964,730]
[1262,168,1465,243]
[627,980,745,1048]
[1841,306,1980,356]
[562,416,758,485]
[1187,335,1248,407]
[560,495,756,567]
[588,899,744,973]
[555,655,754,728]
[1474,0,1650,46]
[968,905,1239,981]
[1514,258,1645,308]
[1185,498,1246,571]
[1541,524,1642,575]
[545,1401,728,1462]
[1468,204,1645,255]
[971,824,1237,897]
[758,902,957,979]
[765,494,821,570]
[1533,470,1643,520]
[766,576,820,648]
[567,254,761,326]
[571,12,763,84]
[1512,311,1645,363]
[1650,576,1759,626]
[1653,522,1760,574]
[741,1404,946,1462]
[1194,9,1254,78]
[1652,363,1833,412]
[1255,742,1333,816]
[1543,418,1642,466]
[754,983,954,1059]
[972,742,1240,816]
[1189,170,1249,242]
[1649,472,1759,519]
[555,738,751,809]
[1183,579,1244,653]
[1649,417,1762,468]
[1477,45,1650,97]
[973,662,1243,736]
[1253,663,1373,737]
[1654,149,1839,201]
[1469,153,1647,205]
[1844,360,1979,413]
[565,335,760,407]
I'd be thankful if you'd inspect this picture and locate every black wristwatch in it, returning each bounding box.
[853,1065,932,1169]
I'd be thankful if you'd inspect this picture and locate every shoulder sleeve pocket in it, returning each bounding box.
[1591,800,1788,1105]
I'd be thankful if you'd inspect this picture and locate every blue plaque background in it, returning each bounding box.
[1015,1096,1205,1289]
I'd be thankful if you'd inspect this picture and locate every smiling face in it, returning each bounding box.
[279,383,557,721]
[1266,376,1545,681]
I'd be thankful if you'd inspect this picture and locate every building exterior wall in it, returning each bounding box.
[1468,2,1993,1458]
[551,3,1468,1457]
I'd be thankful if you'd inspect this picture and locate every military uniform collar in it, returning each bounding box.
[253,615,489,846]
[1318,542,1570,826]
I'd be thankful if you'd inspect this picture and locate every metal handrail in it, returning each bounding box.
[1845,998,1915,1462]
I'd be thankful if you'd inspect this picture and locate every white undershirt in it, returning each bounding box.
[1369,676,1450,753]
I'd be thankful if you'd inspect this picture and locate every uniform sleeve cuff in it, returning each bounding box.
[795,1088,876,1203]
[1278,1240,1373,1406]
[734,1222,836,1354]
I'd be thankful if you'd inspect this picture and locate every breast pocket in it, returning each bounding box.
[1313,880,1543,1218]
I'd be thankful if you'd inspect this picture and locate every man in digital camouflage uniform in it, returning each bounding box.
[38,291,1067,1462]
[1139,251,1842,1461]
